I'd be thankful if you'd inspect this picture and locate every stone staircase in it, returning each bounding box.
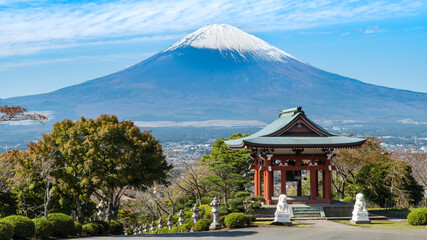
[289,206,326,220]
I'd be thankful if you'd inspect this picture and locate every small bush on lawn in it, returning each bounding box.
[110,220,124,235]
[193,219,211,232]
[83,222,99,236]
[170,226,179,233]
[48,213,74,237]
[90,220,109,234]
[1,215,35,239]
[32,217,53,239]
[407,208,427,225]
[74,221,82,236]
[342,197,356,203]
[224,213,246,228]
[0,221,13,240]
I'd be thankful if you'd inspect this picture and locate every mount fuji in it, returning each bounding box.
[3,24,426,125]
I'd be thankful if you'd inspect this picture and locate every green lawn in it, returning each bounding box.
[336,220,427,229]
[253,221,311,228]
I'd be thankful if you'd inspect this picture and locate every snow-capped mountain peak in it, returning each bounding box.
[164,24,300,62]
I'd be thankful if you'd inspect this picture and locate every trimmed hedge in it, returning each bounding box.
[1,215,35,239]
[48,213,75,237]
[90,220,109,234]
[224,213,246,228]
[32,217,53,239]
[74,221,82,236]
[342,197,356,203]
[407,208,427,225]
[193,219,211,232]
[110,220,124,235]
[83,222,99,236]
[0,221,13,240]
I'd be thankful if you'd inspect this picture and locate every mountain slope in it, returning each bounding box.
[3,24,426,123]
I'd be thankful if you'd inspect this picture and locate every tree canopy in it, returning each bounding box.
[200,133,252,207]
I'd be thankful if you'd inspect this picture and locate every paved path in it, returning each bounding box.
[74,222,427,240]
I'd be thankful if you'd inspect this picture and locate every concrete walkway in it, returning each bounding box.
[73,222,427,240]
[297,219,356,229]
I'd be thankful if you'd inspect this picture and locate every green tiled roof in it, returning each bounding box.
[225,107,365,149]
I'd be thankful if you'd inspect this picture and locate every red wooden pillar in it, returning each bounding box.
[264,166,273,205]
[281,170,287,194]
[310,169,318,200]
[324,164,332,203]
[254,169,262,196]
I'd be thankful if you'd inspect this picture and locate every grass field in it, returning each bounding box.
[253,221,311,228]
[336,220,427,229]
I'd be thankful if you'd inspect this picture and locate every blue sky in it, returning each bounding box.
[0,0,426,98]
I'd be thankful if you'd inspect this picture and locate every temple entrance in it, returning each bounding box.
[225,107,365,205]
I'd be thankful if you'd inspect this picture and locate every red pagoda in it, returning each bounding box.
[225,107,365,205]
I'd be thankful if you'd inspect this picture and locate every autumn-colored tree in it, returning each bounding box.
[332,136,388,199]
[391,149,426,190]
[0,105,46,122]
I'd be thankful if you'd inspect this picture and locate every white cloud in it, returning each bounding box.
[134,120,267,128]
[397,118,427,125]
[0,0,426,58]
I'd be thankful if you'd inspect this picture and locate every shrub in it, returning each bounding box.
[90,220,109,234]
[158,227,169,233]
[170,226,179,233]
[1,215,35,239]
[32,217,53,239]
[110,220,124,235]
[227,198,244,212]
[82,222,99,236]
[193,219,211,232]
[74,221,82,236]
[245,214,256,225]
[224,213,246,228]
[218,206,229,216]
[0,221,13,240]
[48,213,75,237]
[407,208,427,225]
[199,204,212,215]
[180,223,191,232]
[342,197,356,203]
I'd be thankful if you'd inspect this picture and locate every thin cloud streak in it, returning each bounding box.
[1,0,426,57]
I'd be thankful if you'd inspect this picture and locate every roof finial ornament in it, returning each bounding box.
[292,106,304,116]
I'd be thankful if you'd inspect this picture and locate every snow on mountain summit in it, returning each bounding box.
[165,24,300,62]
